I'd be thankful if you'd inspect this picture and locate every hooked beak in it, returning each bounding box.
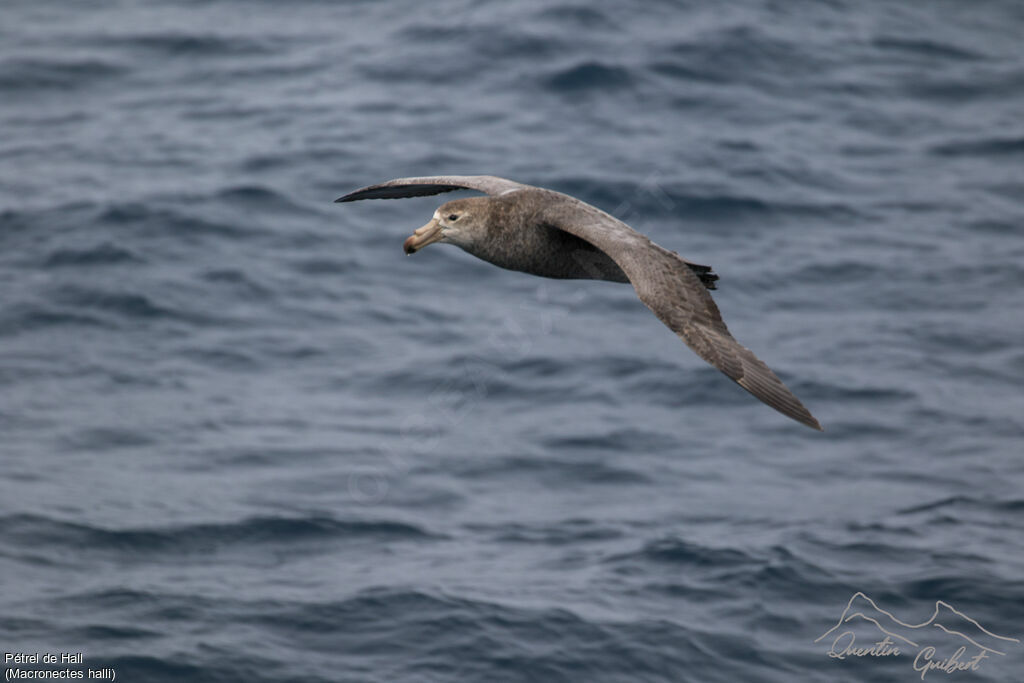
[403,218,443,254]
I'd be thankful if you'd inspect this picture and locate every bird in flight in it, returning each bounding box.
[337,175,822,431]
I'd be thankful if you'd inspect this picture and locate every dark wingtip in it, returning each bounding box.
[334,195,352,203]
[792,407,823,431]
[795,409,824,431]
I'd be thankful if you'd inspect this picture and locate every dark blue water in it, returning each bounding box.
[2,1,1023,681]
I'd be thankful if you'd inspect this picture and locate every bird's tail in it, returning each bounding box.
[685,261,719,290]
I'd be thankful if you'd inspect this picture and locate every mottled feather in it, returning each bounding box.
[535,191,822,430]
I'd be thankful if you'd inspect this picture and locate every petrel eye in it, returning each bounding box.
[448,214,458,221]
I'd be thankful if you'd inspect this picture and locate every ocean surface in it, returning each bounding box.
[2,1,1023,681]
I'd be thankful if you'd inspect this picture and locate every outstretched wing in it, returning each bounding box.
[336,175,528,202]
[538,190,822,431]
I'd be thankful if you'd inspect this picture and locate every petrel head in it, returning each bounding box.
[403,197,490,255]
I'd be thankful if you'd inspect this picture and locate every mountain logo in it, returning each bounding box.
[815,592,1019,679]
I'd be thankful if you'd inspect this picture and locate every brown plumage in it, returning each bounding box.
[337,175,822,431]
